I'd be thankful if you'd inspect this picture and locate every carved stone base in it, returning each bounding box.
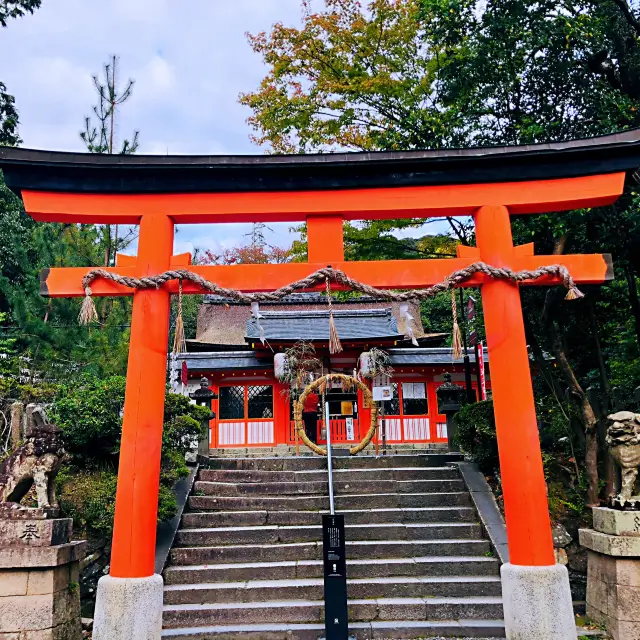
[581,507,640,639]
[0,518,71,548]
[0,512,85,640]
[0,542,85,639]
[0,503,60,520]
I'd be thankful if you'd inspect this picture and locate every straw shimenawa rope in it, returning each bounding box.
[294,373,377,456]
[78,262,584,325]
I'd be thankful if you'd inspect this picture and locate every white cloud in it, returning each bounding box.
[140,55,175,95]
[0,2,305,252]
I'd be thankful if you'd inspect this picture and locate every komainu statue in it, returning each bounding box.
[0,404,65,510]
[606,411,640,509]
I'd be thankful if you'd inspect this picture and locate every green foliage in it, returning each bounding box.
[455,400,499,474]
[0,82,20,146]
[52,385,205,537]
[243,0,640,508]
[157,484,179,523]
[0,0,41,28]
[163,392,210,455]
[51,376,126,467]
[80,55,139,155]
[57,470,118,537]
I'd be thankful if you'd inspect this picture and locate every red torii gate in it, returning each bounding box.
[0,136,633,639]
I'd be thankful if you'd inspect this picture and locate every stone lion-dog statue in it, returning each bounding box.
[0,404,66,510]
[607,411,640,509]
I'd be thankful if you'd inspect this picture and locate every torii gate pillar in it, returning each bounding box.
[94,214,174,640]
[476,206,575,639]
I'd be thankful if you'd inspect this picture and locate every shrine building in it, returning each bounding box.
[173,292,489,449]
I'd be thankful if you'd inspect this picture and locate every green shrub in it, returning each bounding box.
[51,375,126,467]
[161,449,190,488]
[52,384,208,536]
[163,393,210,455]
[57,469,118,537]
[455,400,499,474]
[157,484,178,523]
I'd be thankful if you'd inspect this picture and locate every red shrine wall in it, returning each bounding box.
[188,365,490,449]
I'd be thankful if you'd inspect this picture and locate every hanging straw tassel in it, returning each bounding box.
[172,279,187,355]
[565,285,585,301]
[78,287,99,325]
[451,289,463,361]
[326,277,343,355]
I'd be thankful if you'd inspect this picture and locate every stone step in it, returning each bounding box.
[175,523,482,547]
[162,596,504,627]
[198,467,460,483]
[193,478,464,496]
[181,506,477,528]
[163,575,503,605]
[164,556,501,585]
[189,492,471,512]
[162,619,506,639]
[169,539,491,565]
[205,454,463,472]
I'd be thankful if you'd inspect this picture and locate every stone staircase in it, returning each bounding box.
[161,453,505,639]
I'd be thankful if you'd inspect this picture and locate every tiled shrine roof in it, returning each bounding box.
[245,308,401,343]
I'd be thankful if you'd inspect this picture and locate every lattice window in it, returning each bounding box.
[219,386,244,420]
[247,385,273,419]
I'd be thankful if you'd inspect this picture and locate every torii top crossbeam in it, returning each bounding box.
[1,130,638,585]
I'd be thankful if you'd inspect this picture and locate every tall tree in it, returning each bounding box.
[80,55,140,266]
[0,0,41,27]
[240,0,470,153]
[242,0,640,503]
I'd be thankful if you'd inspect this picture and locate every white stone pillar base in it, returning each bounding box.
[501,563,576,640]
[93,574,163,640]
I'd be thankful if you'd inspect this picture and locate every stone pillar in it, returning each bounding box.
[0,505,86,640]
[580,507,640,639]
[9,402,24,449]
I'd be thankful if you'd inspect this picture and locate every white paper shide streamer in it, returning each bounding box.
[399,303,419,346]
[251,301,266,345]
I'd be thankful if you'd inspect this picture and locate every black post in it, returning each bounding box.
[322,514,348,639]
[458,289,475,403]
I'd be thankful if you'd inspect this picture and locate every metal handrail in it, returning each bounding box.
[325,399,335,515]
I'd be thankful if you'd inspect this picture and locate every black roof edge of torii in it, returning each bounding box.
[1,128,640,194]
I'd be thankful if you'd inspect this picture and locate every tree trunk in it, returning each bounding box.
[523,307,585,447]
[588,299,615,496]
[545,315,600,506]
[540,234,599,506]
[104,225,112,267]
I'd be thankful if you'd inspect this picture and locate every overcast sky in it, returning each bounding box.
[1,0,443,254]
